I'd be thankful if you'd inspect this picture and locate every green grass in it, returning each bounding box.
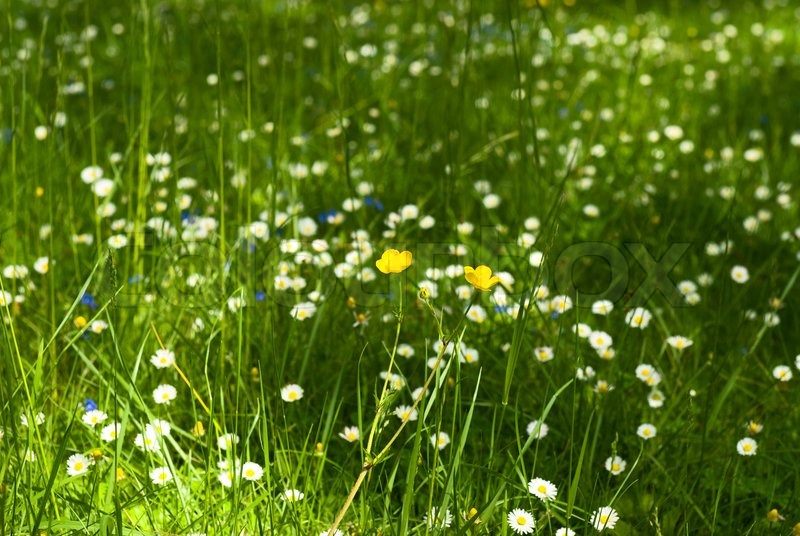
[2,0,800,534]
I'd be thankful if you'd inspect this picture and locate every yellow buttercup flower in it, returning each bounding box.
[767,509,783,522]
[376,249,412,274]
[192,421,205,437]
[464,265,501,292]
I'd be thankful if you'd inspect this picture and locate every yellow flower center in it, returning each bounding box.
[537,485,546,494]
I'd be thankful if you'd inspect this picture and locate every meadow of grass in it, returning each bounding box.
[1,0,800,534]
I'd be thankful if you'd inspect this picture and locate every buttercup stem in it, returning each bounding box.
[329,291,477,533]
[330,277,405,532]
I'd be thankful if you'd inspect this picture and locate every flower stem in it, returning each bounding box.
[328,292,477,532]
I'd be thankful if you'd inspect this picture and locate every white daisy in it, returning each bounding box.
[666,335,693,350]
[605,455,626,475]
[338,426,360,442]
[737,437,757,456]
[507,508,535,534]
[152,384,177,405]
[66,453,92,476]
[591,506,619,531]
[282,488,304,502]
[149,466,173,485]
[82,410,108,428]
[772,365,792,382]
[424,507,453,528]
[241,461,263,481]
[281,384,304,402]
[730,265,749,284]
[431,431,450,450]
[526,420,549,439]
[100,422,121,442]
[527,477,558,501]
[150,348,175,369]
[637,423,657,440]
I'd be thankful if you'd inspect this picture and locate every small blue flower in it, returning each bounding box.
[255,290,266,302]
[180,208,201,223]
[84,399,98,412]
[317,209,340,224]
[81,293,99,310]
[550,311,560,320]
[363,197,384,211]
